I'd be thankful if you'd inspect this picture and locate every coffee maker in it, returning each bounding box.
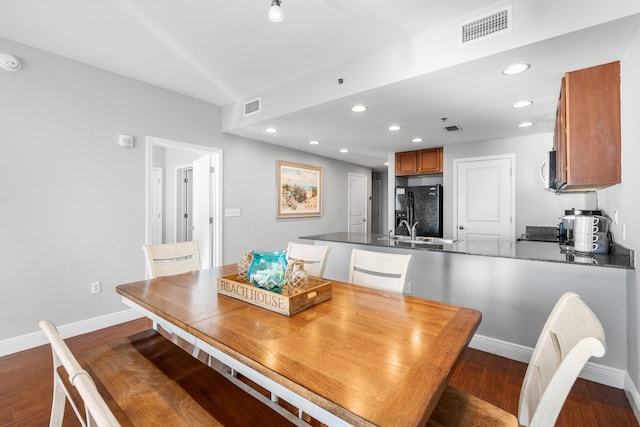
[559,209,602,250]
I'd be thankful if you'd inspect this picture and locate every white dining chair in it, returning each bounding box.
[39,320,124,427]
[348,248,412,293]
[286,242,331,277]
[427,291,606,427]
[142,241,203,357]
[142,240,201,279]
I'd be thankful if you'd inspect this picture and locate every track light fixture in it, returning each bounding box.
[269,0,284,22]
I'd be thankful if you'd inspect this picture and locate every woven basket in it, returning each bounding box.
[236,251,253,283]
[285,259,309,295]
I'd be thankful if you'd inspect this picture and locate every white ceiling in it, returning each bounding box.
[2,1,639,170]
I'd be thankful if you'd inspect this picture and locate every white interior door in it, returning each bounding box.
[348,173,367,233]
[192,155,211,269]
[455,155,515,254]
[151,167,163,245]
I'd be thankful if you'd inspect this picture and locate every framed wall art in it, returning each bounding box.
[277,160,322,218]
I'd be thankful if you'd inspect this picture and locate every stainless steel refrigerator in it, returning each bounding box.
[395,184,443,237]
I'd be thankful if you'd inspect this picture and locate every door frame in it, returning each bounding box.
[145,136,223,268]
[372,177,382,234]
[150,167,163,245]
[175,165,193,243]
[452,153,516,241]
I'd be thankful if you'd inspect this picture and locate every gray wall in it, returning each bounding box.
[600,30,640,388]
[0,36,370,340]
[222,137,371,261]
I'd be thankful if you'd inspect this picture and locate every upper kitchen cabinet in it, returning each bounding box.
[395,148,443,176]
[554,61,621,191]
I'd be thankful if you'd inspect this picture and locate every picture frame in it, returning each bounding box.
[277,160,322,218]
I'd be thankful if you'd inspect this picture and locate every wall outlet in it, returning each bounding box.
[91,281,101,294]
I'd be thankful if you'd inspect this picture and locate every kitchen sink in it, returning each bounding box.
[378,236,462,245]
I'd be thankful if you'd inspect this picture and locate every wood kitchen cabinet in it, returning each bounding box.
[553,61,621,191]
[395,147,443,176]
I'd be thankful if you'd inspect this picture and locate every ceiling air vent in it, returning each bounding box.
[244,98,261,116]
[458,5,512,47]
[443,125,462,132]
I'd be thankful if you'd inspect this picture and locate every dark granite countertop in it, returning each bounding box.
[301,232,634,269]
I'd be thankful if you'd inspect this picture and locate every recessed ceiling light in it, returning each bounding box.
[309,140,319,145]
[351,105,367,113]
[502,63,530,75]
[512,100,533,108]
[265,127,278,133]
[340,148,349,153]
[518,121,534,128]
[411,137,423,143]
[383,162,389,166]
[388,125,401,131]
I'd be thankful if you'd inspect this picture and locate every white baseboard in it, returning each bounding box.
[0,309,143,357]
[472,334,640,425]
[470,333,533,363]
[470,333,626,389]
[625,373,640,423]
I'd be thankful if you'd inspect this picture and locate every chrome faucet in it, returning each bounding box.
[399,220,419,240]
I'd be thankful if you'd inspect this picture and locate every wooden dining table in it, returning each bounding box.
[116,264,481,427]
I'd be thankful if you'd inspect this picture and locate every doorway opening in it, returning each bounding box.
[145,136,223,270]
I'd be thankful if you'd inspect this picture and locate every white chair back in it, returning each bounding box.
[39,320,121,427]
[348,249,412,293]
[286,242,331,277]
[143,240,201,279]
[518,292,606,427]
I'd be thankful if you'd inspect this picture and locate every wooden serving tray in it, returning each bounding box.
[217,274,332,316]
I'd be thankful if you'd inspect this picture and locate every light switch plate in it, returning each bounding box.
[225,208,241,217]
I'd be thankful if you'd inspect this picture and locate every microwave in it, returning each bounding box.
[541,151,557,190]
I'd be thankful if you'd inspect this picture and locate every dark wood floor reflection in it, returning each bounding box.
[1,320,637,426]
[0,318,151,427]
[447,348,639,427]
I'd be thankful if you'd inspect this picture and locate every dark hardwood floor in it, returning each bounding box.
[1,319,637,426]
[0,318,151,427]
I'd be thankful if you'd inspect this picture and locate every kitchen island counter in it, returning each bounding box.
[301,232,634,269]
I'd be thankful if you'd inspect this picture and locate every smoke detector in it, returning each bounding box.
[0,53,22,72]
